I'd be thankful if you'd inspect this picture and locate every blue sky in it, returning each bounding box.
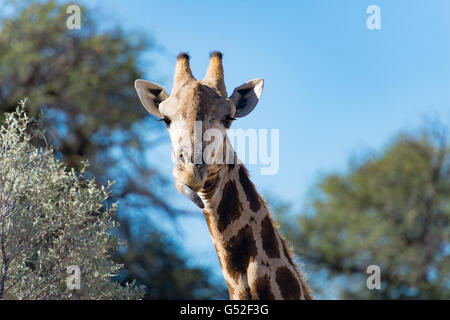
[84,0,449,297]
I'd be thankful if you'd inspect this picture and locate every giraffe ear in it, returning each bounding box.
[229,79,264,118]
[135,79,168,118]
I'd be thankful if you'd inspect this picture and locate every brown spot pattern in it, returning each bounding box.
[202,175,219,199]
[238,287,252,300]
[276,266,301,300]
[203,210,214,234]
[251,275,275,300]
[217,180,242,232]
[238,166,261,212]
[260,216,280,258]
[224,225,257,280]
[281,238,296,268]
[280,239,313,299]
[226,280,235,299]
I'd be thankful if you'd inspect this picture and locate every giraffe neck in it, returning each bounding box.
[198,161,311,300]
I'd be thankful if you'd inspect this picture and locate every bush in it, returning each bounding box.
[281,124,449,299]
[0,101,144,299]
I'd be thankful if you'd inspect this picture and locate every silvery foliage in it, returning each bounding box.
[0,101,144,299]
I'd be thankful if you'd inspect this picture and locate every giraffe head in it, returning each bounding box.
[135,52,264,207]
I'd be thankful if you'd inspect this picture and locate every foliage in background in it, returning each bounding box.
[0,0,222,299]
[280,124,449,299]
[0,104,144,299]
[0,0,169,212]
[114,217,228,300]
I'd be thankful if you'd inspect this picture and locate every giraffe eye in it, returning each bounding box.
[222,115,236,129]
[159,116,171,128]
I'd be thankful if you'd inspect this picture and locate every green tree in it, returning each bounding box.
[0,0,221,299]
[114,217,228,300]
[282,125,449,299]
[0,104,144,299]
[0,0,172,213]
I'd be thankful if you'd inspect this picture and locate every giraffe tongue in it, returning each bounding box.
[182,184,205,209]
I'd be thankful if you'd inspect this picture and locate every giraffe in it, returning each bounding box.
[134,51,312,300]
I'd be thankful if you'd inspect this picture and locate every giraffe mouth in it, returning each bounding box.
[181,184,205,209]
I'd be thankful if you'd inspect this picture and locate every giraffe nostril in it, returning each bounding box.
[195,163,206,170]
[178,153,185,164]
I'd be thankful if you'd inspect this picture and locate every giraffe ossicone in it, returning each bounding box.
[135,51,312,300]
